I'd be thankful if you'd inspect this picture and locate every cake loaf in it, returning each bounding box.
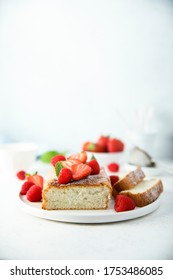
[42,168,112,210]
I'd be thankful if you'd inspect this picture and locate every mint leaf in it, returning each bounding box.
[55,162,63,177]
[40,150,65,163]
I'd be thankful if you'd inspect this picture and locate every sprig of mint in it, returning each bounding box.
[55,162,63,177]
[39,150,66,163]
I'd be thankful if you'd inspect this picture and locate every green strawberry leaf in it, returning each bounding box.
[91,154,96,160]
[39,150,66,163]
[87,143,95,151]
[55,162,63,177]
[25,171,38,177]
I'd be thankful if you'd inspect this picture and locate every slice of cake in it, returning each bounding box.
[120,178,163,207]
[42,168,112,210]
[113,167,145,195]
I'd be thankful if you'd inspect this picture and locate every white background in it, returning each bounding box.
[0,0,173,157]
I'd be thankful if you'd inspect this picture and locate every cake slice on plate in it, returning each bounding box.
[113,167,145,194]
[120,178,163,207]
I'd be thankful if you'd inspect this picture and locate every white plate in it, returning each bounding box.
[18,194,162,224]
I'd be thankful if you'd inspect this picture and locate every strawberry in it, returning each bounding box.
[107,162,119,172]
[61,159,81,170]
[68,151,87,163]
[83,142,105,152]
[26,185,42,202]
[51,155,66,166]
[20,181,35,195]
[107,138,124,152]
[82,141,92,151]
[86,159,100,175]
[58,168,72,184]
[97,136,109,152]
[71,163,92,180]
[16,170,26,180]
[109,175,119,187]
[27,173,44,188]
[114,195,135,212]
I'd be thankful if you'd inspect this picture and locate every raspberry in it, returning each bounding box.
[26,185,42,202]
[16,170,26,180]
[58,168,72,184]
[107,162,119,172]
[114,195,135,212]
[20,181,34,195]
[51,155,66,166]
[109,175,119,187]
[86,159,100,175]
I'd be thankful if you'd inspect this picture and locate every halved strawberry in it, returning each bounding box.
[68,151,87,163]
[61,159,81,170]
[71,163,91,180]
[27,173,44,188]
[114,195,135,212]
[86,159,100,175]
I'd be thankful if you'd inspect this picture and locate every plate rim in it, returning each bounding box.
[17,193,162,224]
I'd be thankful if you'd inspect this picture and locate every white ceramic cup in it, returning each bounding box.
[0,142,38,176]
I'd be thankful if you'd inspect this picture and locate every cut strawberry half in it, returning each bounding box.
[68,151,87,163]
[71,163,92,181]
[27,174,44,188]
[61,159,81,170]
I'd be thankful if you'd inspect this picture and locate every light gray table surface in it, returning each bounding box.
[0,162,173,260]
